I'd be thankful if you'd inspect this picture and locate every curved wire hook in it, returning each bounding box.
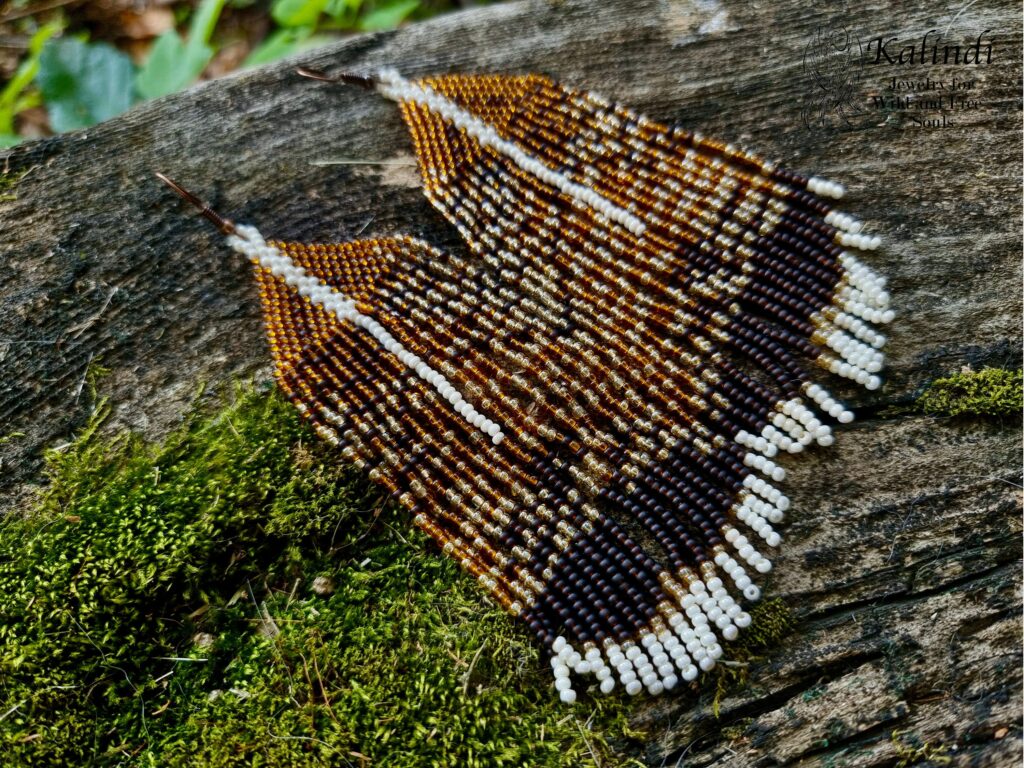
[295,67,377,90]
[155,173,236,236]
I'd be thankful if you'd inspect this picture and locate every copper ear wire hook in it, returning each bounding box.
[155,173,237,236]
[295,67,377,90]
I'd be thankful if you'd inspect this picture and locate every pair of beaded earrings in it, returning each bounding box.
[159,67,893,705]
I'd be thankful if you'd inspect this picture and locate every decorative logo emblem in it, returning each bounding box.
[801,23,866,129]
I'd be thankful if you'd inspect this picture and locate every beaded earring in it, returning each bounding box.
[157,68,892,705]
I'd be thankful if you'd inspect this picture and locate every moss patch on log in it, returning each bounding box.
[0,386,642,767]
[916,368,1022,418]
[0,167,26,202]
[891,729,951,767]
[710,598,796,717]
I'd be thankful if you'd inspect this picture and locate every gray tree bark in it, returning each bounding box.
[1,0,1020,765]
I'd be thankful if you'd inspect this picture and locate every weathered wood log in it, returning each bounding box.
[1,0,1020,764]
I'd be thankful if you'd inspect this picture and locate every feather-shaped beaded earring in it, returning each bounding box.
[157,68,892,705]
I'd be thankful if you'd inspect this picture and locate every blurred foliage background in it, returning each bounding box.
[0,0,487,147]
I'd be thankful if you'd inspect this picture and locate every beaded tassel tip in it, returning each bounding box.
[159,67,893,705]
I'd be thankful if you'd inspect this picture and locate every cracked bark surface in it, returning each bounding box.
[1,0,1020,765]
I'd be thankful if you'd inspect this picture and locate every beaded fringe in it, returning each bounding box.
[228,71,893,704]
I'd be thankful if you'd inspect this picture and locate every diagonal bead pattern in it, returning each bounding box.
[214,70,893,705]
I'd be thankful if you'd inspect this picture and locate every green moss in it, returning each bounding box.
[709,598,796,717]
[0,386,640,767]
[0,168,26,202]
[719,717,753,742]
[891,730,951,767]
[819,717,848,749]
[916,367,1022,418]
[801,686,824,702]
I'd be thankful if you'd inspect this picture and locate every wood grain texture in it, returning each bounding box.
[1,0,1020,765]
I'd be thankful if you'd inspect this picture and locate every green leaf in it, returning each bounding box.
[357,0,419,31]
[134,0,227,101]
[187,0,228,47]
[0,133,22,149]
[325,0,363,20]
[271,0,329,27]
[244,27,329,67]
[0,21,63,134]
[135,31,213,101]
[36,38,136,133]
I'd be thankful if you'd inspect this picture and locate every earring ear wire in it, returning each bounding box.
[155,173,236,236]
[295,67,377,90]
